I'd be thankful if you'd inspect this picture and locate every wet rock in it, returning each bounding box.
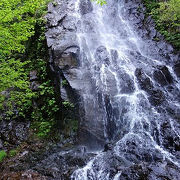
[95,46,110,65]
[103,70,118,95]
[148,89,165,106]
[79,0,93,15]
[32,147,95,179]
[160,121,180,152]
[62,16,77,31]
[120,161,180,180]
[135,68,153,93]
[153,66,173,86]
[104,143,113,152]
[135,68,165,106]
[118,71,135,94]
[120,163,149,180]
[54,46,80,69]
[174,63,180,77]
[46,0,68,27]
[104,95,117,139]
[79,128,105,150]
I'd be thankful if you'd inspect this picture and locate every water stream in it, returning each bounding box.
[45,0,180,179]
[67,0,180,179]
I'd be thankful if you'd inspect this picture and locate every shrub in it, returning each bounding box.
[143,0,180,50]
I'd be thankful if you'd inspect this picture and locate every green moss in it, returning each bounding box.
[0,150,7,162]
[9,149,17,157]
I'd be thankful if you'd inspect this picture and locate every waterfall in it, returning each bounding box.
[46,0,180,179]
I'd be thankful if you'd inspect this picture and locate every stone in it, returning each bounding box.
[148,89,165,106]
[174,63,180,77]
[104,143,113,151]
[54,46,80,69]
[29,70,38,82]
[118,71,135,94]
[153,66,173,86]
[135,68,153,93]
[95,46,110,65]
[0,120,30,145]
[160,121,180,152]
[79,0,93,15]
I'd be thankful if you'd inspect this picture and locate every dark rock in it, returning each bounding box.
[0,120,30,145]
[120,162,180,180]
[31,147,95,179]
[104,95,117,139]
[174,63,180,77]
[118,71,135,94]
[148,89,165,106]
[135,68,165,106]
[135,68,153,93]
[104,143,113,151]
[153,66,173,86]
[160,121,180,152]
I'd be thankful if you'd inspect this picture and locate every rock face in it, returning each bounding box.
[0,120,30,149]
[45,0,180,179]
[46,0,107,149]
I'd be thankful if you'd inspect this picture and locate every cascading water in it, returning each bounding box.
[45,0,180,179]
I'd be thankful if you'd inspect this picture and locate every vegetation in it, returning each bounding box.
[143,0,180,50]
[0,0,61,137]
[9,149,17,157]
[0,150,7,162]
[0,0,178,140]
[93,0,107,6]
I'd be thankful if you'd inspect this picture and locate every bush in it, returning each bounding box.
[143,0,180,50]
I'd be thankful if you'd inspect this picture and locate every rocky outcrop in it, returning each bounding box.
[45,0,107,149]
[44,0,180,179]
[0,120,30,149]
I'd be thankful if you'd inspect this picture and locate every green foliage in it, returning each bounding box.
[92,0,107,6]
[0,0,60,138]
[143,0,180,50]
[9,149,17,157]
[36,121,52,137]
[62,80,68,86]
[28,22,59,138]
[62,101,75,108]
[0,150,7,162]
[0,0,50,119]
[0,0,48,56]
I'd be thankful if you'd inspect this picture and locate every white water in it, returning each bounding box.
[66,0,180,179]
